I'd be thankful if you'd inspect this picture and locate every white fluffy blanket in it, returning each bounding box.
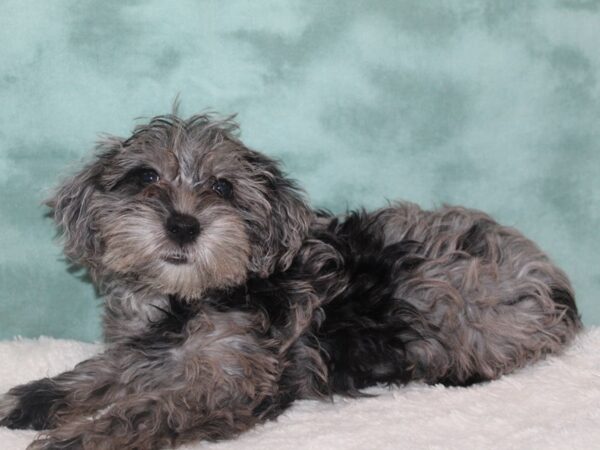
[1,330,599,450]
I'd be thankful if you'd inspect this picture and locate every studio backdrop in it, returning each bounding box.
[0,0,598,341]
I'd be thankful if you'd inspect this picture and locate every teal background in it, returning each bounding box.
[1,1,599,341]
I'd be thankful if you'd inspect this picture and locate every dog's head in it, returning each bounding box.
[47,114,312,297]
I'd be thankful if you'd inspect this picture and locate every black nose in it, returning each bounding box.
[165,213,200,245]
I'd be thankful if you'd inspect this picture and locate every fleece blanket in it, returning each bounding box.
[1,330,599,450]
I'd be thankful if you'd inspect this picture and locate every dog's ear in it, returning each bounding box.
[243,152,313,277]
[46,144,117,267]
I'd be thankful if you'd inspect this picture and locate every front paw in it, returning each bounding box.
[0,378,64,430]
[0,392,21,427]
[0,391,49,430]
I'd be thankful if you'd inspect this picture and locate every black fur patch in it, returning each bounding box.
[310,212,426,394]
[239,212,428,398]
[457,221,491,258]
[127,295,197,352]
[0,378,65,430]
[550,287,580,324]
[437,373,490,387]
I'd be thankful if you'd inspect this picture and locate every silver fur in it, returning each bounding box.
[0,113,581,450]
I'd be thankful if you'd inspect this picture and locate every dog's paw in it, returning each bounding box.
[0,379,62,430]
[0,392,21,427]
[0,391,44,430]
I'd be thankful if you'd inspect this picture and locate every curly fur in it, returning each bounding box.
[0,113,581,449]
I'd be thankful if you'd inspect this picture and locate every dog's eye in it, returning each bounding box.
[212,178,233,199]
[125,168,159,186]
[139,169,160,185]
[114,167,161,191]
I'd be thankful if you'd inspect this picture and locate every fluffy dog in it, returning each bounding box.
[0,113,581,449]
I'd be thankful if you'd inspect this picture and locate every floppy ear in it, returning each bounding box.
[263,177,313,273]
[244,154,313,277]
[46,146,117,267]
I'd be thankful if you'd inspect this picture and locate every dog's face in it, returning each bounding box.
[48,115,312,298]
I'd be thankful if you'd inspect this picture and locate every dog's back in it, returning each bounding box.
[304,203,580,391]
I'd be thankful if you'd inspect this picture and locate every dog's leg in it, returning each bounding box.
[0,352,119,431]
[28,389,266,450]
[26,364,281,450]
[26,311,283,450]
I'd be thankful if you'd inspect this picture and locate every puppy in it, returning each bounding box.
[0,113,581,449]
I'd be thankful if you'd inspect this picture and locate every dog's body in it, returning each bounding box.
[0,114,581,449]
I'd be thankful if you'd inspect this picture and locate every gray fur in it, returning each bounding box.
[375,205,578,382]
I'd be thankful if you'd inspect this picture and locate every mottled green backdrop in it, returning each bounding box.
[1,1,598,341]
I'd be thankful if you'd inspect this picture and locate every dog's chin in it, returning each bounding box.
[141,256,248,299]
[154,263,205,298]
